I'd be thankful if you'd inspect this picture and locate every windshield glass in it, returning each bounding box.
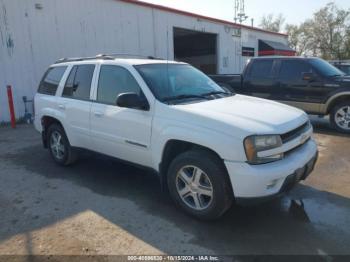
[309,58,345,77]
[135,64,229,103]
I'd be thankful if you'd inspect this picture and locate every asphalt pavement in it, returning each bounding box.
[0,117,349,256]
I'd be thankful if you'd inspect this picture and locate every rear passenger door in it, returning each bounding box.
[243,59,278,100]
[90,65,153,167]
[57,64,96,149]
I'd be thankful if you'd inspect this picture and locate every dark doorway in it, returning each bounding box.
[173,27,218,74]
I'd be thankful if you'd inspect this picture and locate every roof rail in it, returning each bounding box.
[54,54,115,64]
[99,53,165,60]
[54,54,165,64]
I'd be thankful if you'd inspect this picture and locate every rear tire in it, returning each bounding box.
[47,123,78,166]
[330,101,350,134]
[167,149,233,220]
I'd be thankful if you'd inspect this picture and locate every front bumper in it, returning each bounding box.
[224,138,318,201]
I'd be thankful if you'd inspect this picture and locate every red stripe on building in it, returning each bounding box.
[258,50,296,56]
[117,0,288,37]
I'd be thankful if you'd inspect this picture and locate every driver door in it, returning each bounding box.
[277,59,325,113]
[90,64,153,167]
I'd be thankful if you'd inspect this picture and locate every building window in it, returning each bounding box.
[242,47,255,57]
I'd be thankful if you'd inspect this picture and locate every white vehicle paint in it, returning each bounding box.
[34,57,318,219]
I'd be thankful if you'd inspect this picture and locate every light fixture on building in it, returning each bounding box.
[232,28,241,37]
[35,3,43,10]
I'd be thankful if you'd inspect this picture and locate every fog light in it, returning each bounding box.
[266,179,279,189]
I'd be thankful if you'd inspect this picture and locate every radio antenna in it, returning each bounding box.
[166,24,170,99]
[234,0,248,24]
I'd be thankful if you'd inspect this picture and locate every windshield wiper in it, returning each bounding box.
[162,94,211,103]
[201,91,233,96]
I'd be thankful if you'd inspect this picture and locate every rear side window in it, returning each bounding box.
[249,60,274,78]
[62,65,95,100]
[279,60,312,80]
[97,65,142,105]
[38,66,67,95]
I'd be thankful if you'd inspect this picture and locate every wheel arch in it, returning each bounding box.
[159,139,231,194]
[41,115,67,148]
[326,92,350,114]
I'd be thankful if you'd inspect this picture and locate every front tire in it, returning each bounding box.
[167,150,233,220]
[330,101,350,133]
[47,123,77,166]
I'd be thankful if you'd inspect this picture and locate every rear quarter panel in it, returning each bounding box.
[34,93,58,132]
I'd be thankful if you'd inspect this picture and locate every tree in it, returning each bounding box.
[311,2,350,60]
[284,2,350,60]
[285,24,299,51]
[345,27,350,58]
[285,21,315,56]
[259,13,285,33]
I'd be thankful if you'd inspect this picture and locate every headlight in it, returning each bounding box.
[244,135,283,164]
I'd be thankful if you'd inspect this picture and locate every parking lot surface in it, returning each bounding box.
[0,117,349,256]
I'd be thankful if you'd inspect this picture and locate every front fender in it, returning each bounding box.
[325,91,350,113]
[151,123,246,171]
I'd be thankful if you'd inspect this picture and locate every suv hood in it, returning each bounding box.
[168,95,308,139]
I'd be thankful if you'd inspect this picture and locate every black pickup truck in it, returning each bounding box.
[330,61,350,75]
[210,57,350,133]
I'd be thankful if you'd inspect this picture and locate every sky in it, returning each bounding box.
[139,0,350,28]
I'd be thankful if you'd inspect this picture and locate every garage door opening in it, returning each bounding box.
[173,27,218,74]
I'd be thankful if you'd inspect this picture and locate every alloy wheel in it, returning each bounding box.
[335,106,350,131]
[50,131,66,160]
[175,165,213,211]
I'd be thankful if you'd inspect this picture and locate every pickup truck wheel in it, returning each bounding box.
[330,101,350,133]
[47,124,77,166]
[167,150,233,220]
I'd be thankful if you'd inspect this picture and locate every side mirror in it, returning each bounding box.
[302,72,315,82]
[116,92,149,111]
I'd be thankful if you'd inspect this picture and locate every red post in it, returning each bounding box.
[6,85,16,128]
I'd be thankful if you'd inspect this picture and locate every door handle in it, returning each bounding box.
[58,104,65,110]
[94,111,103,117]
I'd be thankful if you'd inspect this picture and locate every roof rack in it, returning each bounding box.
[54,54,164,64]
[101,53,165,60]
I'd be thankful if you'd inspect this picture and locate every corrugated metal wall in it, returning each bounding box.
[0,0,288,122]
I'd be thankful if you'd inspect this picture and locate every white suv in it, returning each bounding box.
[34,55,318,220]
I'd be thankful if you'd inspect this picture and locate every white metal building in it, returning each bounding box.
[0,0,293,122]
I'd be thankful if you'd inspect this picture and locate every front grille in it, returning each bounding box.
[281,121,309,144]
[284,137,311,156]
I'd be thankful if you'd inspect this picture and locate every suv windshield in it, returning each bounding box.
[309,58,345,77]
[135,64,231,103]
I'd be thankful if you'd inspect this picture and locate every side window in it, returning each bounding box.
[97,65,142,105]
[62,66,77,97]
[62,65,95,100]
[279,60,312,81]
[38,66,67,95]
[249,60,274,78]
